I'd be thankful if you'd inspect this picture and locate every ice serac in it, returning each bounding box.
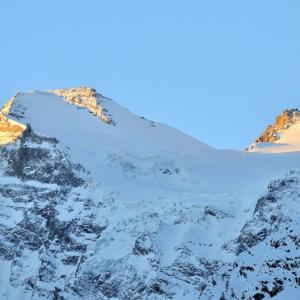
[0,87,299,299]
[246,108,300,153]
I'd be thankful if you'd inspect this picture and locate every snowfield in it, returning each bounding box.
[0,88,299,299]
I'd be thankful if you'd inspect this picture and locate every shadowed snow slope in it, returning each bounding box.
[0,88,299,299]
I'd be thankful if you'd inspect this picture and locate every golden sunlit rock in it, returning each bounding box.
[0,112,26,145]
[256,109,300,143]
[0,94,26,145]
[51,87,113,125]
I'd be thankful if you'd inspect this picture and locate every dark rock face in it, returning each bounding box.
[73,267,147,300]
[133,234,154,256]
[232,177,298,255]
[210,173,300,299]
[1,125,85,186]
[0,128,106,299]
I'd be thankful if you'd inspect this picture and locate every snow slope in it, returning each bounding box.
[0,87,299,299]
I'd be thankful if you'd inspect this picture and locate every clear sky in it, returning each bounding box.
[1,1,300,150]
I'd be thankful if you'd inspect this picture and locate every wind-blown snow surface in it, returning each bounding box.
[0,88,299,299]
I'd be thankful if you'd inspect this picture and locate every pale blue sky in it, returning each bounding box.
[1,1,300,149]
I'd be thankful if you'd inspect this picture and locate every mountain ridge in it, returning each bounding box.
[0,87,299,299]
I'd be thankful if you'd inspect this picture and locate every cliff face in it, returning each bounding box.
[256,109,300,143]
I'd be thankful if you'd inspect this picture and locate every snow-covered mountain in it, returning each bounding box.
[0,87,299,299]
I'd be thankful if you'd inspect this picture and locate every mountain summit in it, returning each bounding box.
[0,88,299,299]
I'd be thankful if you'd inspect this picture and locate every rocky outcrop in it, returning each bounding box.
[256,109,300,143]
[0,113,25,145]
[0,94,26,145]
[51,87,114,125]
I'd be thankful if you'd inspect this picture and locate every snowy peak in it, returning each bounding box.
[0,87,111,146]
[0,87,214,159]
[2,87,114,126]
[246,108,300,153]
[0,87,115,147]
